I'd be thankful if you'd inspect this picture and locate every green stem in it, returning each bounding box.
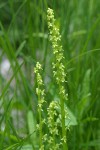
[59,85,68,150]
[52,112,56,149]
[38,85,42,148]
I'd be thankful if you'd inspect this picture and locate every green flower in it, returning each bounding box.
[47,8,69,150]
[34,62,46,149]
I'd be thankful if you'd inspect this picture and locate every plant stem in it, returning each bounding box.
[59,85,68,150]
[38,85,42,148]
[52,111,56,149]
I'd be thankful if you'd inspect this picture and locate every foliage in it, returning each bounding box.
[0,0,100,150]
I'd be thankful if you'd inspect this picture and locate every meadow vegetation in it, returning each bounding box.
[0,0,100,150]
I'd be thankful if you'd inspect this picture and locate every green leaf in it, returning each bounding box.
[16,40,26,57]
[81,139,100,147]
[19,144,33,150]
[0,62,23,100]
[65,106,77,126]
[27,110,37,146]
[78,69,91,118]
[56,102,77,126]
[82,117,98,123]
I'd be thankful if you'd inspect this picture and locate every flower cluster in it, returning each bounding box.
[34,8,69,150]
[47,101,61,149]
[34,62,46,150]
[34,62,45,111]
[47,8,68,150]
[47,8,67,100]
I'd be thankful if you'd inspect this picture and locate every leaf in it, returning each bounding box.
[6,144,33,150]
[56,102,77,127]
[16,40,26,57]
[27,110,37,146]
[0,62,23,99]
[78,69,91,118]
[65,106,77,126]
[81,139,100,147]
[82,117,98,123]
[19,144,33,150]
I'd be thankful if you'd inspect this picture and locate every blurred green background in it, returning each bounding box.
[0,0,100,149]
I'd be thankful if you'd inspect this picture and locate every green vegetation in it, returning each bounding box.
[0,0,100,150]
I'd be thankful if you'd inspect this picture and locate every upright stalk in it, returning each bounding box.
[34,62,46,149]
[38,84,42,148]
[47,8,69,150]
[59,85,68,150]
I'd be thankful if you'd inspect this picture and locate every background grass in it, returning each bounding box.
[0,0,100,149]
